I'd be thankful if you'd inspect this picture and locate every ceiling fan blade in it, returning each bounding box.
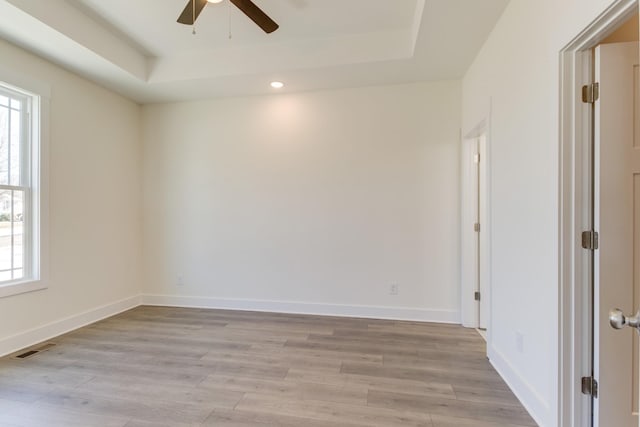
[177,0,208,25]
[230,0,279,33]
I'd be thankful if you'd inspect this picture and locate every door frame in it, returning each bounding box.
[558,1,638,426]
[461,115,492,333]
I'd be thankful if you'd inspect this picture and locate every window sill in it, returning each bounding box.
[0,279,46,299]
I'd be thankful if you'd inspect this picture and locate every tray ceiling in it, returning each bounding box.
[0,0,510,103]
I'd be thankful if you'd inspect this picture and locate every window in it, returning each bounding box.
[0,78,47,298]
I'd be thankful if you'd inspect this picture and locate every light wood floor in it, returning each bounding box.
[0,306,537,427]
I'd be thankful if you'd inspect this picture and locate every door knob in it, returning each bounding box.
[609,308,640,331]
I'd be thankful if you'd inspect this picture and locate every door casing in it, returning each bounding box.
[559,1,639,426]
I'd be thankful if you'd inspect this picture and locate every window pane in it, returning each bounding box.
[0,96,7,107]
[10,109,21,186]
[0,270,11,282]
[12,190,23,277]
[0,189,11,275]
[10,98,21,111]
[0,189,25,281]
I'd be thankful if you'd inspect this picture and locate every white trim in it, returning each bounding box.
[141,294,461,324]
[37,92,50,294]
[478,131,491,333]
[460,109,492,336]
[488,344,549,427]
[558,1,639,426]
[464,117,489,141]
[0,279,46,298]
[0,70,50,299]
[0,295,140,357]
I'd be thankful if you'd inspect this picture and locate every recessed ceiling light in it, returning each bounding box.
[207,0,224,3]
[270,81,284,89]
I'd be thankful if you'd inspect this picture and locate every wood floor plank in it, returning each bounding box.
[430,413,535,427]
[200,349,343,373]
[0,377,76,404]
[203,407,368,426]
[0,306,538,426]
[201,374,368,405]
[367,390,536,426]
[285,368,457,399]
[123,420,193,427]
[0,398,129,427]
[236,393,434,427]
[332,327,483,345]
[36,390,216,424]
[252,342,383,365]
[342,361,511,390]
[383,352,494,372]
[0,362,94,388]
[284,338,424,357]
[58,335,212,359]
[51,356,209,386]
[76,375,244,409]
[452,384,524,406]
[212,360,290,380]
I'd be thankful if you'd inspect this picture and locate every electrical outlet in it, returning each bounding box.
[177,275,184,287]
[389,284,399,295]
[516,331,524,353]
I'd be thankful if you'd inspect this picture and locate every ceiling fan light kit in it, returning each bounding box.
[178,0,279,34]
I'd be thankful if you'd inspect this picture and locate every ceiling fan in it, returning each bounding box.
[177,0,279,34]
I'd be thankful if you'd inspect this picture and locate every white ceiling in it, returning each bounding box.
[70,0,420,55]
[0,0,510,104]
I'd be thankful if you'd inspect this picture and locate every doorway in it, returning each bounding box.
[461,124,490,334]
[559,1,639,426]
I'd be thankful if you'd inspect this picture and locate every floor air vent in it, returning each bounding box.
[13,343,56,359]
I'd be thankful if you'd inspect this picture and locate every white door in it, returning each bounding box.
[461,137,480,327]
[594,41,639,427]
[461,134,488,330]
[478,133,489,330]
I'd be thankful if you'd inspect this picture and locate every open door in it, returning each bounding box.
[478,133,489,330]
[594,41,639,427]
[460,133,489,331]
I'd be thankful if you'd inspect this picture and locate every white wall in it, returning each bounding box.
[462,1,621,425]
[142,81,461,321]
[0,38,142,355]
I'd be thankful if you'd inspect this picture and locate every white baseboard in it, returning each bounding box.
[141,294,460,324]
[0,295,141,357]
[488,344,550,427]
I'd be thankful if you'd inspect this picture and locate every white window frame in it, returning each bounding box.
[0,66,49,298]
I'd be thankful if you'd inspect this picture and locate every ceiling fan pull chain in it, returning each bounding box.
[192,0,196,35]
[228,0,233,39]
